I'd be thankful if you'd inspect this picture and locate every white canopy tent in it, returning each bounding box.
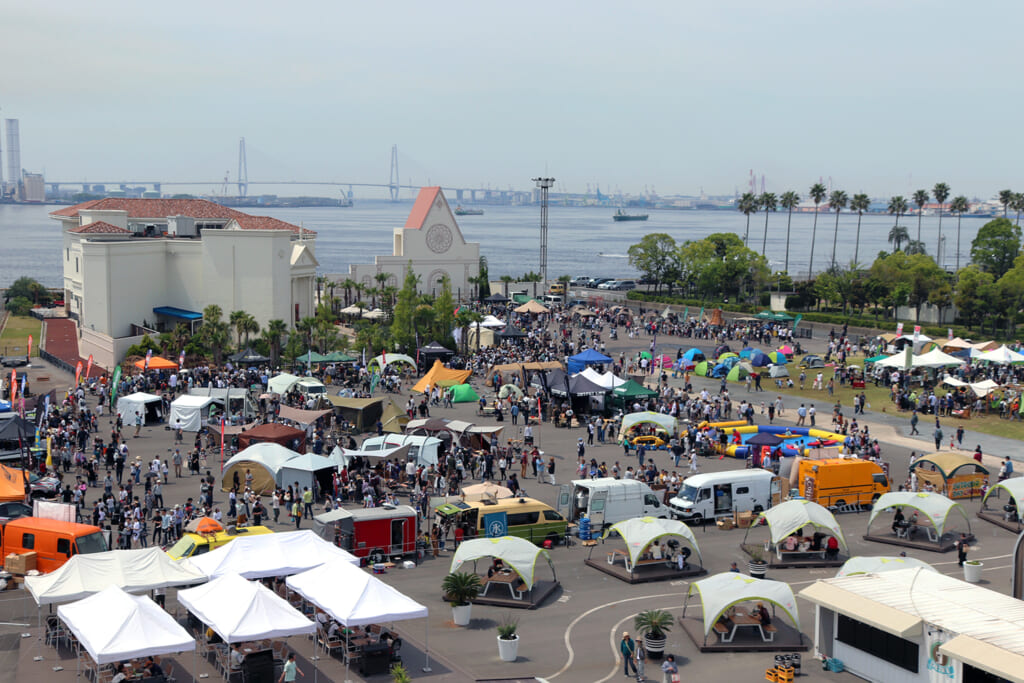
[868,491,971,537]
[914,348,964,367]
[358,434,440,466]
[578,368,627,390]
[943,376,1001,397]
[335,443,414,467]
[115,392,162,423]
[983,478,1024,512]
[479,315,506,328]
[189,529,358,580]
[168,394,217,432]
[278,450,347,494]
[26,547,206,606]
[450,536,556,591]
[58,586,195,665]
[753,500,848,552]
[619,411,678,438]
[367,353,416,372]
[835,555,937,578]
[683,573,800,639]
[221,442,303,494]
[978,344,1024,364]
[267,372,301,395]
[177,573,315,643]
[603,516,703,570]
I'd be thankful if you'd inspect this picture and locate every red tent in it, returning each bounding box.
[236,422,306,452]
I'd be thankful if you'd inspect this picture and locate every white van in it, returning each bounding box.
[542,294,564,305]
[668,470,785,522]
[556,478,668,530]
[294,377,328,399]
[360,434,441,467]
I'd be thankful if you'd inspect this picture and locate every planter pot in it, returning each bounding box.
[497,634,519,662]
[748,560,768,578]
[644,633,667,659]
[964,561,983,583]
[452,604,472,626]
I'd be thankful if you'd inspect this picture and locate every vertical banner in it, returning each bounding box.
[144,348,153,371]
[896,322,905,337]
[9,369,16,402]
[179,349,186,369]
[220,417,226,473]
[75,361,83,386]
[109,365,122,408]
[27,335,32,359]
[948,328,953,341]
[793,314,803,330]
[913,325,921,344]
[46,437,52,470]
[85,355,94,382]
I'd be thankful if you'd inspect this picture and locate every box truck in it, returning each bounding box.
[668,470,785,522]
[556,478,668,530]
[796,458,889,507]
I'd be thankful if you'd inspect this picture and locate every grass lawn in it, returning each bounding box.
[0,314,42,357]
[745,362,1024,442]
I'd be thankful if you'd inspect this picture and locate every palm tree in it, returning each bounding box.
[263,319,288,368]
[738,192,758,247]
[888,195,908,240]
[759,192,777,256]
[229,310,247,346]
[315,275,329,306]
[932,182,950,263]
[199,304,230,366]
[499,275,514,297]
[1012,192,1024,226]
[949,196,970,271]
[905,240,927,255]
[828,190,848,269]
[779,191,800,273]
[999,189,1014,218]
[912,189,929,245]
[341,278,357,307]
[808,182,827,280]
[849,193,870,265]
[888,225,909,252]
[522,271,543,299]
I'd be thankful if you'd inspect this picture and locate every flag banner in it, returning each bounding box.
[27,335,32,359]
[75,361,83,386]
[179,349,186,368]
[896,322,905,337]
[144,349,153,370]
[85,355,94,381]
[913,325,921,343]
[948,328,953,341]
[109,365,123,408]
[9,370,16,402]
[220,418,226,472]
[793,314,803,330]
[46,437,52,470]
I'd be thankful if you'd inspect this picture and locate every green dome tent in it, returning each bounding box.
[726,365,750,382]
[449,384,480,403]
[694,361,710,377]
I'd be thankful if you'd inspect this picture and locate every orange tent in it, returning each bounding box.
[185,516,223,534]
[411,360,472,394]
[134,356,178,370]
[0,464,28,503]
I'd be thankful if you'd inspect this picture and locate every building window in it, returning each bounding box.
[507,511,540,526]
[836,614,918,673]
[75,258,79,273]
[66,248,69,261]
[964,663,1006,683]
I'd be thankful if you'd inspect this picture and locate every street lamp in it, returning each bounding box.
[533,177,555,284]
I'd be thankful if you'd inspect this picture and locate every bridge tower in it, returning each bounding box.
[533,177,555,283]
[237,137,248,197]
[388,144,400,201]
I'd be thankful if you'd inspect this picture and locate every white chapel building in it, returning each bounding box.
[52,198,318,368]
[345,187,480,298]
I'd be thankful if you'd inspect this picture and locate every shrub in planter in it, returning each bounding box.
[634,609,673,659]
[442,572,481,626]
[496,613,520,662]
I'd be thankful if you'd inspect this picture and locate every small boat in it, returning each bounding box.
[454,205,484,216]
[612,209,648,222]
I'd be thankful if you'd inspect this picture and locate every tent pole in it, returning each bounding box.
[193,648,197,683]
[312,635,318,683]
[422,621,432,672]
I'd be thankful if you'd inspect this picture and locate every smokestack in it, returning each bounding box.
[5,119,21,192]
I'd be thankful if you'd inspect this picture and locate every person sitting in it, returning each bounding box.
[487,559,505,578]
[753,602,771,626]
[782,535,798,551]
[825,535,840,559]
[111,663,128,683]
[229,643,245,671]
[892,507,906,534]
[143,656,163,678]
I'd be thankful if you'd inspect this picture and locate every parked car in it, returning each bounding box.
[29,474,61,499]
[597,280,619,290]
[570,276,590,287]
[610,280,637,291]
[1,356,29,368]
[0,502,32,523]
[588,277,612,288]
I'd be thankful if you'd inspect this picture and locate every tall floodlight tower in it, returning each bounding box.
[237,137,248,197]
[533,177,555,283]
[5,119,20,194]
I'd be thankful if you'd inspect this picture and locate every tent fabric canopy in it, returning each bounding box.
[604,516,702,569]
[835,555,937,578]
[237,421,306,452]
[912,452,989,479]
[169,394,217,432]
[983,478,1024,510]
[914,348,964,367]
[613,379,658,399]
[411,360,472,394]
[569,349,613,364]
[221,442,303,493]
[134,356,177,370]
[620,411,677,436]
[177,573,315,643]
[26,547,206,606]
[189,530,358,579]
[449,384,480,403]
[277,405,332,426]
[755,500,848,551]
[368,353,416,372]
[115,392,162,422]
[58,586,195,665]
[579,367,627,390]
[686,573,800,636]
[514,300,549,314]
[287,558,428,627]
[267,373,301,395]
[868,491,970,536]
[229,347,270,363]
[0,463,28,502]
[978,345,1024,363]
[450,536,554,591]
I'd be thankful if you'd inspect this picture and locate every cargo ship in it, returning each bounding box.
[453,206,484,216]
[613,209,648,222]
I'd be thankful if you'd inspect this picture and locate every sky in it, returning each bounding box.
[2,1,1021,200]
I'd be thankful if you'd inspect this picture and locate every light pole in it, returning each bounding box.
[533,177,555,284]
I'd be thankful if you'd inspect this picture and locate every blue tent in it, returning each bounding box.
[721,356,740,369]
[711,363,729,378]
[683,348,705,362]
[568,348,613,374]
[739,347,756,359]
[750,352,771,367]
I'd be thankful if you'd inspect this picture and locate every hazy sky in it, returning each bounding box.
[3,1,1020,199]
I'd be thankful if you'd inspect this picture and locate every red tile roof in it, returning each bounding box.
[67,221,132,234]
[404,187,442,229]
[49,198,314,235]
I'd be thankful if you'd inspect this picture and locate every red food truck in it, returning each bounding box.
[312,505,418,564]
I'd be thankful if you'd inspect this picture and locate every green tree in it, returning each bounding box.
[779,191,800,274]
[737,192,758,247]
[954,265,994,331]
[933,182,950,261]
[828,190,848,269]
[999,189,1014,218]
[808,183,827,280]
[888,195,909,238]
[262,319,288,367]
[125,334,162,358]
[949,196,970,272]
[888,225,909,252]
[912,189,929,245]
[849,193,870,265]
[197,304,230,366]
[477,256,491,299]
[521,271,543,299]
[1012,192,1024,227]
[390,265,420,353]
[759,192,777,256]
[627,233,680,294]
[3,276,49,305]
[5,297,33,315]
[971,217,1021,279]
[871,251,945,322]
[340,278,356,307]
[432,275,457,348]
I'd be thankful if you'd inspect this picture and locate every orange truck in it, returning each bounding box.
[1,518,108,573]
[797,458,890,508]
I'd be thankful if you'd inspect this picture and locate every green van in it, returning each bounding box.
[435,497,567,546]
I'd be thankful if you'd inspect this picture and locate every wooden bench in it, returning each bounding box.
[713,621,730,635]
[777,548,826,561]
[606,549,628,565]
[762,624,778,642]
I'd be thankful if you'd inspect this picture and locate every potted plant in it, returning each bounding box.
[963,559,984,583]
[747,546,768,578]
[634,609,672,660]
[390,662,412,683]
[442,571,481,626]
[496,613,520,662]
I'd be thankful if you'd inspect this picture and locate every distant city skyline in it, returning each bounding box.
[3,1,1021,199]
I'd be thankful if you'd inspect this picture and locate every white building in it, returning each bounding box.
[53,198,317,369]
[800,567,1024,682]
[343,187,480,299]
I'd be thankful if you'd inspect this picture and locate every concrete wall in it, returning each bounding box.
[79,327,145,371]
[895,303,958,326]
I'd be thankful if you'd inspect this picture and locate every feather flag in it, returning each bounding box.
[27,335,32,359]
[179,349,186,369]
[9,369,15,402]
[46,436,52,470]
[85,355,94,381]
[144,348,153,371]
[75,361,83,386]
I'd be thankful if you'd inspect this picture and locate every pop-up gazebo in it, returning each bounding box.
[866,491,971,550]
[619,411,678,440]
[980,478,1024,531]
[683,572,800,646]
[835,555,937,578]
[911,452,989,499]
[450,536,557,594]
[601,516,703,572]
[746,500,847,562]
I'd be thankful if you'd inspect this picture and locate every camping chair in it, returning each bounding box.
[45,615,67,649]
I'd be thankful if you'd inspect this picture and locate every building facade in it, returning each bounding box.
[53,198,317,368]
[343,187,481,299]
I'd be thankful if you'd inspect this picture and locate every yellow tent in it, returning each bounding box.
[411,360,472,394]
[0,464,27,503]
[514,300,550,314]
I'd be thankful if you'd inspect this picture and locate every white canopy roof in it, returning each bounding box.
[874,347,933,369]
[867,491,970,537]
[169,394,217,432]
[943,376,1001,397]
[978,345,1024,364]
[620,411,677,436]
[578,367,627,390]
[450,536,554,591]
[686,573,800,636]
[914,348,964,367]
[58,586,194,665]
[604,516,702,569]
[368,353,416,371]
[835,555,938,578]
[897,333,933,343]
[287,558,428,626]
[755,500,847,551]
[984,478,1024,509]
[267,373,301,395]
[177,573,315,643]
[115,392,162,421]
[222,442,303,481]
[26,547,206,606]
[479,315,506,328]
[189,529,358,579]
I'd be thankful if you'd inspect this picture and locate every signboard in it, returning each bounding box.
[947,473,986,500]
[896,322,905,337]
[913,325,921,343]
[484,511,508,538]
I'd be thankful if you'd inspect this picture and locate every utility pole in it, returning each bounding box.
[533,177,555,284]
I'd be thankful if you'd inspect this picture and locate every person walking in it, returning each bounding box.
[956,533,969,566]
[291,500,301,528]
[660,654,679,683]
[620,632,638,678]
[547,457,556,485]
[302,487,313,518]
[910,411,920,435]
[933,424,944,451]
[278,652,304,683]
[634,639,646,682]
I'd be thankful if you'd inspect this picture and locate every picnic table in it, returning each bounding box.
[481,571,526,600]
